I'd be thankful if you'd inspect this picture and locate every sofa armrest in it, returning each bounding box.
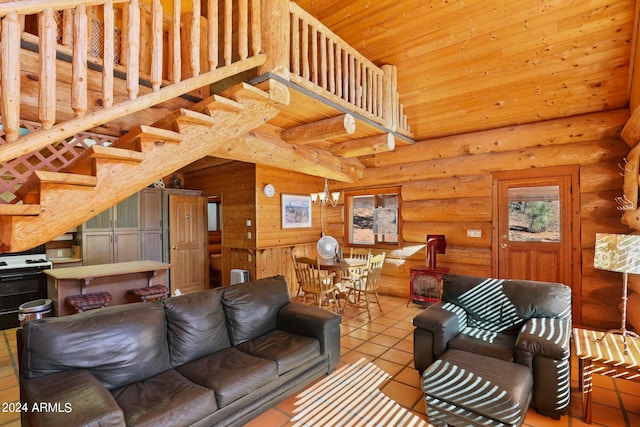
[277,302,342,370]
[515,317,571,361]
[21,369,124,427]
[515,317,572,418]
[413,303,466,355]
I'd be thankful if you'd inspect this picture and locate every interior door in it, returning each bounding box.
[492,167,579,288]
[169,194,206,295]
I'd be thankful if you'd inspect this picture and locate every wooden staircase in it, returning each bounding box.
[0,81,288,253]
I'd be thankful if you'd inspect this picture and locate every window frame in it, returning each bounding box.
[343,186,403,250]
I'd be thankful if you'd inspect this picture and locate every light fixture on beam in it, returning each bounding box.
[311,178,340,207]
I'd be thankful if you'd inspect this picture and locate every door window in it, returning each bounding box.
[508,185,560,242]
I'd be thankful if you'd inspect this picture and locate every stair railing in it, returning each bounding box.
[0,0,264,163]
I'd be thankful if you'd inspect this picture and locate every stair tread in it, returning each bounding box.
[200,95,245,113]
[34,171,97,186]
[0,204,41,216]
[153,109,218,130]
[116,125,183,151]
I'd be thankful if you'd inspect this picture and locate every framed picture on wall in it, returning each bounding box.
[282,194,312,228]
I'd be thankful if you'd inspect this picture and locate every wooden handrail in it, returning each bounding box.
[0,0,263,157]
[288,2,410,136]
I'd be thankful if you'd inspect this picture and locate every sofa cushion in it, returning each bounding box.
[21,303,170,390]
[503,280,572,321]
[423,349,533,426]
[235,330,321,374]
[21,369,125,427]
[164,287,230,366]
[222,275,291,345]
[448,327,517,361]
[110,369,217,427]
[177,346,278,408]
[442,274,524,334]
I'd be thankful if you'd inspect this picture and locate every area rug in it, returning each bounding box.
[291,358,428,426]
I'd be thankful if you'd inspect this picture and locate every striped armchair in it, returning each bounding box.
[413,274,572,422]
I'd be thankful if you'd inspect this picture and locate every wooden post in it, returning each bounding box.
[258,0,290,78]
[103,0,114,108]
[72,4,88,118]
[39,8,57,129]
[150,0,162,91]
[0,12,20,144]
[171,0,181,83]
[207,0,218,70]
[382,64,397,132]
[127,0,140,100]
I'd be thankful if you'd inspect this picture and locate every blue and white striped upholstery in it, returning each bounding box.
[414,273,572,421]
[423,349,533,427]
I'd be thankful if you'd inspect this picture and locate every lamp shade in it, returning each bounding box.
[594,233,640,274]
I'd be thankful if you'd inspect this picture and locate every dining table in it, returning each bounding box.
[316,257,368,312]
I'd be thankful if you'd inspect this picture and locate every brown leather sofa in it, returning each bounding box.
[18,275,341,427]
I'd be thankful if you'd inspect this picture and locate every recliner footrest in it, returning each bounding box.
[422,349,533,427]
[66,292,113,312]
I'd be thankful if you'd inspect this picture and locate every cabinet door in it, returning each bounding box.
[83,232,113,265]
[84,208,112,230]
[140,188,163,230]
[115,193,139,230]
[114,231,141,262]
[140,230,162,262]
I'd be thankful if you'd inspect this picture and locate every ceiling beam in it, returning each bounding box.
[207,130,364,182]
[330,132,395,158]
[281,113,356,144]
[622,106,640,148]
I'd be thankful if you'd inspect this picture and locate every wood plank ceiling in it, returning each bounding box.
[294,0,639,141]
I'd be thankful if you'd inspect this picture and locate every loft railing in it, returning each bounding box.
[287,2,410,136]
[0,0,264,162]
[0,0,409,203]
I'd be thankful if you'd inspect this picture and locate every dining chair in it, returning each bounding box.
[346,253,386,319]
[350,248,371,260]
[291,248,309,301]
[340,248,372,284]
[292,255,341,313]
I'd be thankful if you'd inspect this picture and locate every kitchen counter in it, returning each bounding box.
[49,257,82,268]
[45,261,171,316]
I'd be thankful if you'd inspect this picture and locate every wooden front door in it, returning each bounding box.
[492,166,580,288]
[169,194,207,295]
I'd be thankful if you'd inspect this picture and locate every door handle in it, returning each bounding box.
[500,243,508,249]
[171,245,177,250]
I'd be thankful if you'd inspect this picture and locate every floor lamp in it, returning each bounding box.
[594,233,640,353]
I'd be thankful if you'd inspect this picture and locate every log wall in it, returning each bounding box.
[329,109,631,329]
[186,109,632,328]
[185,161,325,293]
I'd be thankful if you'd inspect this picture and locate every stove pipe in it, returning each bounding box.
[426,235,446,270]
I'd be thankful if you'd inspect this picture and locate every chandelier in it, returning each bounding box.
[311,178,340,207]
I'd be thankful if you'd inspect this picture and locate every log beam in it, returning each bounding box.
[281,113,355,144]
[622,106,640,147]
[208,130,364,182]
[330,132,395,158]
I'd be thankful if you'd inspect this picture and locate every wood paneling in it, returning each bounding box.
[325,109,630,330]
[295,0,637,141]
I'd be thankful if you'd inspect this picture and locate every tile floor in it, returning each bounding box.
[1,295,639,426]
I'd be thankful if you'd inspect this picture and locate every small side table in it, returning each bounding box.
[407,267,449,307]
[572,327,640,424]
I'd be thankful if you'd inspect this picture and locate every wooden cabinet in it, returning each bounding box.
[140,188,163,262]
[81,193,140,265]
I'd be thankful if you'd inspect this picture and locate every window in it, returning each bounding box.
[344,187,401,247]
